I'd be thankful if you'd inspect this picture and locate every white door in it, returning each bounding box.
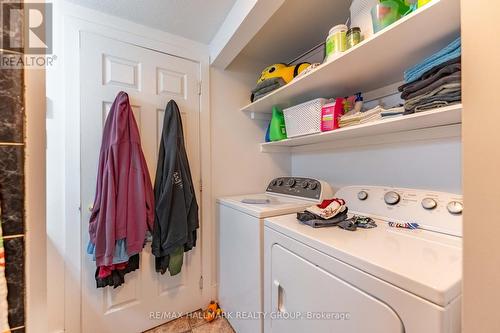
[270,244,404,333]
[80,32,202,333]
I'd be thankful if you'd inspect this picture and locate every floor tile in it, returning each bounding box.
[192,318,235,333]
[146,316,191,333]
[187,309,205,328]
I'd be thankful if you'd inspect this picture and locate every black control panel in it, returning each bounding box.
[266,177,322,200]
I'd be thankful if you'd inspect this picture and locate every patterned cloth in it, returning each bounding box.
[0,214,11,333]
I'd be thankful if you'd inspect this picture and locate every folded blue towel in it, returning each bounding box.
[404,37,461,83]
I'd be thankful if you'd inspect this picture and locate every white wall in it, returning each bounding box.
[210,58,291,198]
[292,138,462,194]
[210,57,291,289]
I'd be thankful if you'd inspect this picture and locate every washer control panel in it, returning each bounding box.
[338,186,463,237]
[266,177,332,201]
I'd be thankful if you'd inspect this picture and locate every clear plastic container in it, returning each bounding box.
[325,24,348,61]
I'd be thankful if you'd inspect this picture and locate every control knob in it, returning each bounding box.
[447,201,463,215]
[384,191,400,205]
[287,178,296,187]
[421,198,437,210]
[357,191,368,200]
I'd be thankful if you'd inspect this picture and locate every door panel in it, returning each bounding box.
[270,244,404,333]
[80,32,202,333]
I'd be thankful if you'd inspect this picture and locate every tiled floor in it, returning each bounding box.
[144,309,235,333]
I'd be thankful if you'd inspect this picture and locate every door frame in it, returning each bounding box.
[51,3,214,332]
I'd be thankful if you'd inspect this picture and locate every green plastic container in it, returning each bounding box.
[269,106,287,141]
[371,0,410,33]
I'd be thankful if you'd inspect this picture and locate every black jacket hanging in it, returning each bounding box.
[152,100,199,275]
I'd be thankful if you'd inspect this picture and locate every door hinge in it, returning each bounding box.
[199,275,204,290]
[197,81,202,96]
[199,179,203,192]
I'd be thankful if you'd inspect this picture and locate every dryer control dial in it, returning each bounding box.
[287,178,296,187]
[421,198,437,210]
[384,191,400,205]
[447,201,463,215]
[357,191,368,200]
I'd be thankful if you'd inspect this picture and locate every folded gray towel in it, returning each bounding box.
[403,72,461,100]
[404,91,462,115]
[404,83,461,112]
[251,77,286,102]
[400,61,461,98]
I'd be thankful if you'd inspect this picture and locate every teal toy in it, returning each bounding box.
[269,106,287,141]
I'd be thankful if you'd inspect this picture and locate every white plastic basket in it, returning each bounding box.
[283,98,329,138]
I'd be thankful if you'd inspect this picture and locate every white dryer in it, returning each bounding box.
[264,186,463,333]
[218,177,333,333]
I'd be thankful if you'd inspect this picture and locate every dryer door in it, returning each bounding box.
[270,244,404,333]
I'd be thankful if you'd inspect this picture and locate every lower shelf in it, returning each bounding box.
[260,104,462,153]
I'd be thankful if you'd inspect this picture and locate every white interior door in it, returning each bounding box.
[80,31,202,333]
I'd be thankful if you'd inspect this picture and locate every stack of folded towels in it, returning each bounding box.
[339,105,405,128]
[399,37,461,114]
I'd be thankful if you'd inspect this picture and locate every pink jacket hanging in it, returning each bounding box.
[88,91,154,267]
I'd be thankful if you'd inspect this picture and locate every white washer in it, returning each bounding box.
[218,177,333,333]
[264,185,463,333]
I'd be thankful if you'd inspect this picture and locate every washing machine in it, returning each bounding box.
[264,185,463,333]
[217,177,333,333]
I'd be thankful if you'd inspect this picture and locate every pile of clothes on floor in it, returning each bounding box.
[297,198,377,231]
[338,105,405,128]
[399,37,461,114]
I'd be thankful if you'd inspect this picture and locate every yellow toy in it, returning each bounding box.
[203,301,223,322]
[257,62,310,84]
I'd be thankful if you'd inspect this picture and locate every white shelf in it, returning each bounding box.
[241,0,460,115]
[260,104,462,153]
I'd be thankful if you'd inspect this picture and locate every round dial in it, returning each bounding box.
[276,179,284,186]
[384,191,400,205]
[270,179,277,186]
[287,178,296,187]
[447,201,463,215]
[421,198,437,210]
[309,182,318,190]
[357,191,368,200]
[301,181,309,189]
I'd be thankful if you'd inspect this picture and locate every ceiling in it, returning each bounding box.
[234,0,351,70]
[67,0,236,44]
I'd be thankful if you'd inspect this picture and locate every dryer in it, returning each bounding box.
[217,177,333,333]
[264,186,462,333]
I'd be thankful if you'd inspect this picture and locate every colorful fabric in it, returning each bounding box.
[0,217,11,333]
[388,222,420,229]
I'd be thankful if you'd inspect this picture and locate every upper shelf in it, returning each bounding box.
[240,0,460,115]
